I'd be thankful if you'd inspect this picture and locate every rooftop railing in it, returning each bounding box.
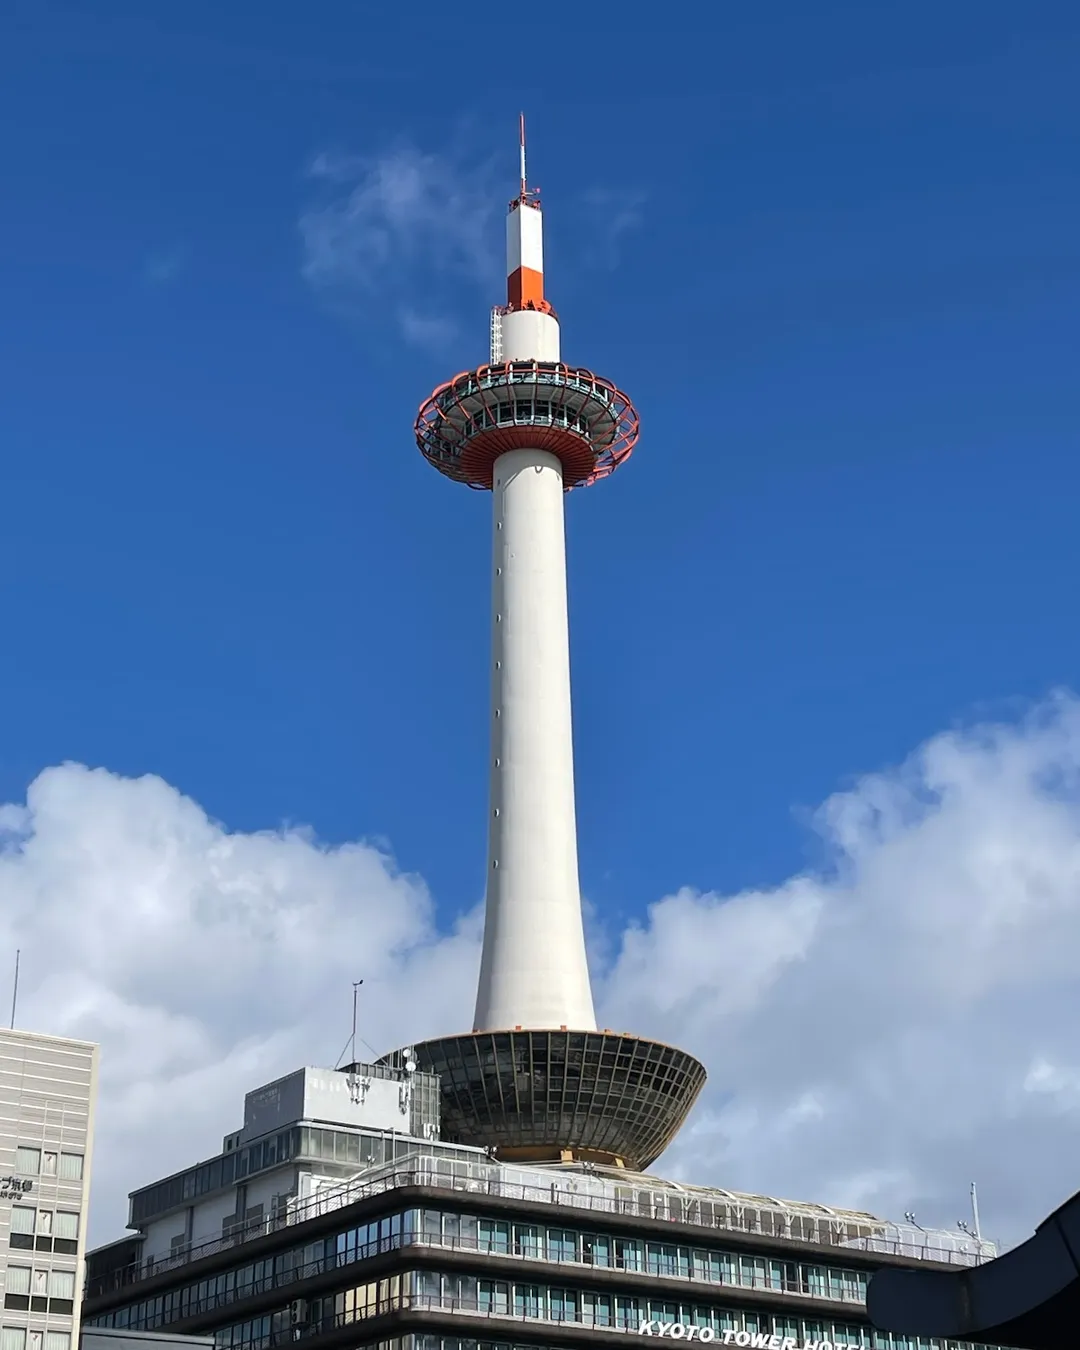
[87,1156,992,1300]
[88,1225,881,1321]
[203,1293,994,1350]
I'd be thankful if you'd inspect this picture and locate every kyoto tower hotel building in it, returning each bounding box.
[80,124,999,1350]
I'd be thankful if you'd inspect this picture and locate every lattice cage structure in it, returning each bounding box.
[402,1031,706,1173]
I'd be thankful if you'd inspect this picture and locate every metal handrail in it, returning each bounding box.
[88,1229,874,1323]
[217,1293,656,1350]
[87,1163,991,1298]
[208,1293,940,1350]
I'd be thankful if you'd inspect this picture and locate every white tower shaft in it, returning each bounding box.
[473,447,597,1032]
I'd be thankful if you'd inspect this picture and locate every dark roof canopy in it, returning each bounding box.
[867,1187,1080,1350]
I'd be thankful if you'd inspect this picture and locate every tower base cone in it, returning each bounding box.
[383,1029,705,1174]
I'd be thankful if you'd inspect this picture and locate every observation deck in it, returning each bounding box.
[415,360,640,490]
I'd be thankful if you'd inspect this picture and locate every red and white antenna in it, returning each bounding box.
[491,114,555,363]
[519,112,528,203]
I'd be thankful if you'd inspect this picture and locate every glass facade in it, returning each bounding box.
[86,1206,914,1335]
[132,1274,1000,1350]
[129,1132,302,1226]
[129,1131,467,1230]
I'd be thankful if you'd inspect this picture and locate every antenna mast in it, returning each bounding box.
[350,980,363,1065]
[9,949,19,1030]
[519,112,527,201]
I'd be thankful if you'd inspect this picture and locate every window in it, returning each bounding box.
[477,1219,509,1254]
[546,1229,577,1263]
[414,1270,441,1298]
[5,1269,30,1296]
[48,1272,75,1300]
[477,1280,508,1315]
[584,1292,613,1326]
[41,1154,57,1178]
[615,1295,642,1328]
[36,1212,51,1236]
[15,1149,40,1176]
[54,1211,79,1241]
[9,1207,35,1236]
[647,1242,686,1278]
[1,1331,26,1350]
[512,1224,540,1258]
[59,1154,83,1183]
[549,1288,578,1322]
[614,1237,643,1271]
[45,1336,70,1350]
[513,1285,541,1318]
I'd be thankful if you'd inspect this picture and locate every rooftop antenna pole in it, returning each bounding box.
[350,980,363,1065]
[519,112,527,200]
[9,950,20,1030]
[970,1182,982,1240]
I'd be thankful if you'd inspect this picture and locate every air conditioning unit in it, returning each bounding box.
[289,1300,308,1325]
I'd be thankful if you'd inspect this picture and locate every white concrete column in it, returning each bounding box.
[472,447,597,1032]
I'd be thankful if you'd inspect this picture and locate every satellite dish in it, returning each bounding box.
[405,1058,417,1074]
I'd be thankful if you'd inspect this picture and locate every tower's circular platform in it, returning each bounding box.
[389,1029,706,1172]
[415,360,639,490]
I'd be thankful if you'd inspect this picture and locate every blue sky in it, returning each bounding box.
[3,0,1080,1240]
[4,0,1077,923]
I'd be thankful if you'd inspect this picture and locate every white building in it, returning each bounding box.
[87,1060,478,1288]
[0,1028,99,1350]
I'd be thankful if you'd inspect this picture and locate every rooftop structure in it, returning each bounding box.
[390,116,705,1171]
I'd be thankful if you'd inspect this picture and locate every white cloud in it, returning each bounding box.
[299,144,500,345]
[0,765,481,1242]
[6,696,1080,1250]
[397,307,459,352]
[579,187,646,269]
[600,691,1080,1245]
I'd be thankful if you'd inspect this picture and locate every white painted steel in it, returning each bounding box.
[489,308,504,364]
[506,202,544,277]
[500,310,561,362]
[473,447,597,1032]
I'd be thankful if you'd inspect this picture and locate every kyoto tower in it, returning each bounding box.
[388,120,705,1172]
